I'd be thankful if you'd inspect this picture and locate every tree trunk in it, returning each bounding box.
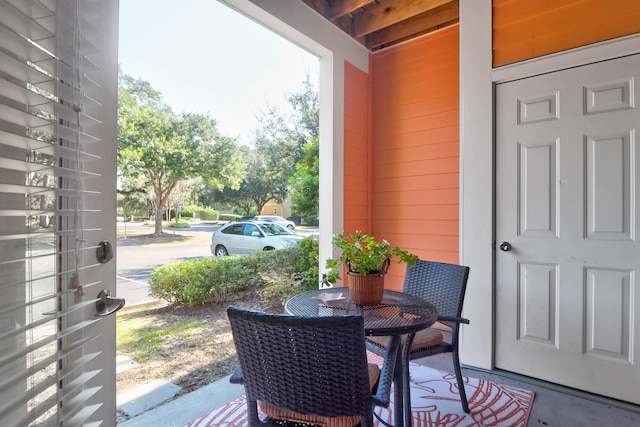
[154,206,163,235]
[153,185,164,235]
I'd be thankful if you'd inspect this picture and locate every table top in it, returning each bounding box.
[285,287,437,337]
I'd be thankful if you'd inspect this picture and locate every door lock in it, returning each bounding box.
[96,240,113,263]
[499,241,512,252]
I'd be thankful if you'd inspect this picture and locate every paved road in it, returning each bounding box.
[116,222,318,308]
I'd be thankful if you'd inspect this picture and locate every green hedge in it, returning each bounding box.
[199,208,219,220]
[180,206,197,219]
[303,215,319,226]
[219,213,242,221]
[167,221,191,228]
[148,238,319,306]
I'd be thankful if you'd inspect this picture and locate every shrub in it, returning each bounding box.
[260,238,320,307]
[296,237,319,290]
[199,208,219,220]
[148,247,308,306]
[303,215,319,226]
[219,213,242,221]
[180,206,197,219]
[167,221,191,228]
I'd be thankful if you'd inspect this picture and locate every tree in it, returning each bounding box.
[117,71,245,234]
[167,179,194,222]
[289,136,319,215]
[117,175,150,220]
[285,75,319,216]
[213,146,290,216]
[237,74,319,217]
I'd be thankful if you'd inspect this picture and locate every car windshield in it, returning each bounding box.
[258,223,291,236]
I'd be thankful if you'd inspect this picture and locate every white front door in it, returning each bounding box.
[496,54,640,404]
[0,0,119,425]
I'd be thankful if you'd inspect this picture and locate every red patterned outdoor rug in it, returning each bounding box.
[184,353,534,427]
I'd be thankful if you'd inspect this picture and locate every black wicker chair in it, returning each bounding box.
[366,260,471,413]
[227,306,400,427]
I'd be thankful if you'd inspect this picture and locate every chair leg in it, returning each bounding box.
[452,349,470,413]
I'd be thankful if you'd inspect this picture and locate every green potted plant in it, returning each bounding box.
[322,231,418,305]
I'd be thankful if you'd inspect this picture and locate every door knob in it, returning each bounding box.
[95,289,125,317]
[499,242,512,252]
[96,240,113,263]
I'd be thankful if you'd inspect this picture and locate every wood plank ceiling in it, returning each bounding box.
[300,0,459,51]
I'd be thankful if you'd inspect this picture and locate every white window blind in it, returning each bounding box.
[0,0,117,425]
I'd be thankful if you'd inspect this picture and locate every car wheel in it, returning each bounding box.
[287,224,294,230]
[263,246,275,251]
[215,246,228,256]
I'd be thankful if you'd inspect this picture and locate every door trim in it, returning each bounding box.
[492,32,640,85]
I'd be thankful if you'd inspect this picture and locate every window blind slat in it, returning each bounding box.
[0,71,54,108]
[6,0,54,21]
[0,49,55,94]
[0,2,55,51]
[0,183,98,197]
[0,97,54,128]
[0,22,55,65]
[56,123,100,145]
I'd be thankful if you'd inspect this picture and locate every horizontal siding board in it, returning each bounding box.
[372,127,459,148]
[372,188,459,206]
[370,232,459,254]
[343,173,367,191]
[374,141,459,165]
[344,190,368,206]
[373,80,458,109]
[375,172,459,192]
[371,96,459,125]
[493,0,640,66]
[373,156,459,178]
[344,146,367,162]
[373,32,459,70]
[373,203,459,221]
[345,102,368,124]
[376,110,458,137]
[374,219,459,236]
[414,249,458,264]
[344,219,369,236]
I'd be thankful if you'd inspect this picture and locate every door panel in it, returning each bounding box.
[496,54,640,404]
[0,0,119,424]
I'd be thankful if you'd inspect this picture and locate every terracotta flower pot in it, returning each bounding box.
[347,271,385,305]
[346,258,390,305]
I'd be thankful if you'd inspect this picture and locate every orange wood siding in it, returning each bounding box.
[344,61,371,235]
[493,0,640,67]
[370,25,460,291]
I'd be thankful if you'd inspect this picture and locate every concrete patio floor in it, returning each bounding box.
[423,354,640,426]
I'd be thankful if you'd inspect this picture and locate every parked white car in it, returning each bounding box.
[211,220,303,256]
[251,215,296,230]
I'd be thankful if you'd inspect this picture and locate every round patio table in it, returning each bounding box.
[285,287,437,427]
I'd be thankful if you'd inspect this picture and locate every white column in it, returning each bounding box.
[459,0,494,369]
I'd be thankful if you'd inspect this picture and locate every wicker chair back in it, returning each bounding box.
[227,306,375,427]
[403,260,470,329]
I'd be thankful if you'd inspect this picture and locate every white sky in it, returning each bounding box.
[118,0,319,144]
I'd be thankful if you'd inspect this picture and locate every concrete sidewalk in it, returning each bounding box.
[117,373,243,427]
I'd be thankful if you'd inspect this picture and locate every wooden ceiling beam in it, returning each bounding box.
[353,0,454,37]
[328,0,374,20]
[333,14,354,35]
[366,1,459,50]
